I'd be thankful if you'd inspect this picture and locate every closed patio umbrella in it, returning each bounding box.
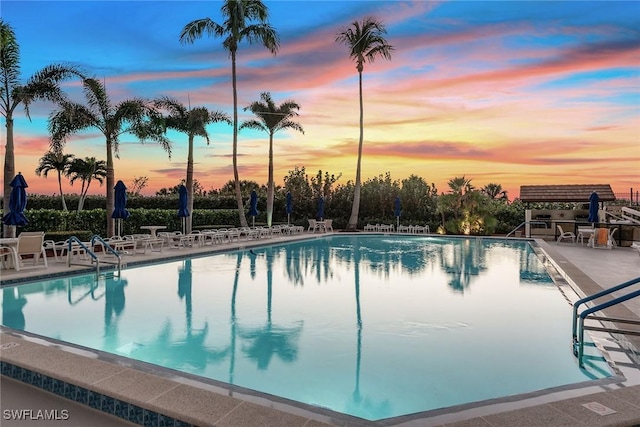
[111,180,130,236]
[2,173,29,231]
[178,185,190,234]
[286,192,293,225]
[588,191,599,224]
[317,196,325,221]
[249,190,259,227]
[394,196,401,229]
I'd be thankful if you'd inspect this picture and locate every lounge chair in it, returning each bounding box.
[556,225,575,244]
[631,242,640,256]
[15,231,48,270]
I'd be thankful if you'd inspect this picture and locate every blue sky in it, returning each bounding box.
[2,0,639,197]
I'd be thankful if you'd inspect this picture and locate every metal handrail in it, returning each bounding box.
[572,277,640,367]
[66,235,122,275]
[67,236,98,268]
[90,235,122,275]
[506,221,548,238]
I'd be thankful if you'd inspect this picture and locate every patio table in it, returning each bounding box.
[140,225,167,238]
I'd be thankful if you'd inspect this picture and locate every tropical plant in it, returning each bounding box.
[0,19,82,236]
[240,91,303,226]
[34,150,74,211]
[179,0,280,228]
[154,96,230,233]
[67,157,107,212]
[336,17,393,231]
[48,77,171,236]
[129,176,148,197]
[481,183,508,202]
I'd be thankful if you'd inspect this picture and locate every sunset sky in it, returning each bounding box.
[2,0,639,199]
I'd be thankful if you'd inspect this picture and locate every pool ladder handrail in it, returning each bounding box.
[66,235,121,275]
[572,277,640,367]
[505,221,548,238]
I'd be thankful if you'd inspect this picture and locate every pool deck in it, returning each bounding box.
[1,233,640,427]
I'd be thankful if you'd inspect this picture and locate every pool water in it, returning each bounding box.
[0,235,611,421]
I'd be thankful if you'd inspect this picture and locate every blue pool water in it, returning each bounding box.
[0,235,611,421]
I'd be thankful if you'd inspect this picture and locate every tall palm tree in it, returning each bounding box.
[68,157,107,212]
[154,96,231,233]
[49,78,171,236]
[240,91,303,227]
[336,17,393,231]
[1,19,82,236]
[34,150,74,211]
[179,0,280,228]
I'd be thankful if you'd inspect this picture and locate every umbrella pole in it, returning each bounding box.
[252,217,255,228]
[287,213,290,226]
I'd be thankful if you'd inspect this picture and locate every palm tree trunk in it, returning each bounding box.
[231,50,248,228]
[266,133,274,227]
[106,138,115,236]
[57,171,68,211]
[186,134,194,234]
[346,71,365,231]
[3,116,15,238]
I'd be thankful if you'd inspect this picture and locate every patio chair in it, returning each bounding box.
[308,219,317,232]
[324,219,333,232]
[0,244,19,270]
[15,231,48,270]
[556,225,575,244]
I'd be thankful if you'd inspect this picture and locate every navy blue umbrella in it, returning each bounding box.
[317,196,325,221]
[2,173,28,228]
[178,185,190,234]
[249,190,259,227]
[111,180,130,236]
[285,192,293,225]
[394,196,401,228]
[588,191,599,224]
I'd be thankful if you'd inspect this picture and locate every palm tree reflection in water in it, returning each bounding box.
[241,249,302,370]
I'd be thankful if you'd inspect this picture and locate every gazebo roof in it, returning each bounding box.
[519,184,616,202]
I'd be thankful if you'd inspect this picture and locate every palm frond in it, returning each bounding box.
[276,120,304,134]
[0,20,20,112]
[240,24,279,53]
[239,119,267,132]
[179,18,218,44]
[48,102,101,151]
[83,78,110,118]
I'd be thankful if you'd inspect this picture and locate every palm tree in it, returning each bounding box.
[154,96,231,233]
[49,78,171,236]
[240,92,303,227]
[1,19,82,236]
[336,17,393,231]
[67,157,107,212]
[179,0,280,228]
[34,150,74,211]
[481,183,508,202]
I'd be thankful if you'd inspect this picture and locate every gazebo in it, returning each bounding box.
[518,184,616,239]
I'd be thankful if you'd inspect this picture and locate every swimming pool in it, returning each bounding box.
[0,235,612,421]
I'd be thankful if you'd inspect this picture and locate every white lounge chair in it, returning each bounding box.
[556,225,575,244]
[15,231,48,270]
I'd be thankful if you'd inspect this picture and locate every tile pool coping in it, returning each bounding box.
[2,233,640,426]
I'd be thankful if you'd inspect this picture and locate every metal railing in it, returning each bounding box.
[572,277,640,367]
[506,221,548,238]
[66,235,121,274]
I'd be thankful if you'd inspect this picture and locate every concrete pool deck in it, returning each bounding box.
[1,233,639,427]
